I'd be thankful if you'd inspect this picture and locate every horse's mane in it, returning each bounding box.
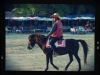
[31,33,47,44]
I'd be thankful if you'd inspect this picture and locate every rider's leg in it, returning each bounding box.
[50,38,58,56]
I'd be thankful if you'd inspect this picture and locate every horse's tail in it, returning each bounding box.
[77,40,88,65]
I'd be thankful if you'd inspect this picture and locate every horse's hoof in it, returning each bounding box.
[64,68,67,71]
[78,69,81,71]
[54,66,59,70]
[78,68,81,71]
[56,67,59,70]
[78,70,80,71]
[45,68,48,71]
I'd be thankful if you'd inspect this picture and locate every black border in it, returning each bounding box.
[1,0,100,75]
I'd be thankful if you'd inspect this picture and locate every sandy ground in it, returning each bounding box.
[5,32,94,71]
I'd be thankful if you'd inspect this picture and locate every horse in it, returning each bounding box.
[27,33,88,71]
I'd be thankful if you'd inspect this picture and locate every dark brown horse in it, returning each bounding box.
[27,34,88,71]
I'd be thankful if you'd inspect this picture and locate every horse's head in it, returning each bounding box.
[27,34,47,50]
[27,34,36,50]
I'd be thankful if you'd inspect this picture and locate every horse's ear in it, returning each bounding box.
[30,34,35,41]
[28,35,32,41]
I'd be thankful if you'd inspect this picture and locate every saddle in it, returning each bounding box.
[46,38,66,48]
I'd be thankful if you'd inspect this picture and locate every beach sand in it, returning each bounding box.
[5,32,94,71]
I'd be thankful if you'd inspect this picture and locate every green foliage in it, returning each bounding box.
[77,5,86,16]
[11,4,95,17]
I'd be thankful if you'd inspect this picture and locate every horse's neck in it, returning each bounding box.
[36,42,46,54]
[35,35,47,52]
[36,43,43,49]
[37,39,46,50]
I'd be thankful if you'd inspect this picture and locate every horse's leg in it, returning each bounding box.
[74,54,81,71]
[65,53,73,71]
[45,54,49,71]
[50,54,59,70]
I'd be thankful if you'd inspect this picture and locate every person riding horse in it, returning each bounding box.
[47,13,63,57]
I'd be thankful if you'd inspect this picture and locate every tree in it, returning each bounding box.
[84,5,95,14]
[53,4,72,16]
[11,4,95,17]
[12,4,35,16]
[77,5,86,16]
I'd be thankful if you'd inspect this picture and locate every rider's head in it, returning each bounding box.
[50,13,60,21]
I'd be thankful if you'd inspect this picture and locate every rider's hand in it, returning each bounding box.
[46,35,49,38]
[46,33,50,38]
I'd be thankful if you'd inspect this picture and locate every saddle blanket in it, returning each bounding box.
[46,39,66,48]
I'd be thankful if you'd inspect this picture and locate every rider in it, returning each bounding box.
[47,13,63,57]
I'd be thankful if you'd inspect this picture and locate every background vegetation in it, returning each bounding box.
[5,4,95,17]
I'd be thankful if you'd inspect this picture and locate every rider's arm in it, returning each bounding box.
[47,23,57,37]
